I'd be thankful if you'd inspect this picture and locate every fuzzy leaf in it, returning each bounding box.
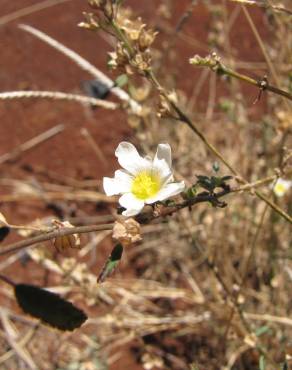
[97,244,123,283]
[15,284,87,331]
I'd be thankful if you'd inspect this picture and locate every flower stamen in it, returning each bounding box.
[131,171,160,199]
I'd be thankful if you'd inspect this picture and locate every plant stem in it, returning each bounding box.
[147,70,292,224]
[0,223,114,256]
[190,54,292,102]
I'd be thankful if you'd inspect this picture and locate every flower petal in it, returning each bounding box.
[152,158,173,184]
[103,170,133,196]
[103,177,120,196]
[115,142,151,175]
[119,193,145,216]
[145,181,185,204]
[273,178,292,197]
[154,143,172,167]
[114,170,133,193]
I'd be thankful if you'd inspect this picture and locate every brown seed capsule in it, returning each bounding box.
[112,218,142,247]
[52,220,81,252]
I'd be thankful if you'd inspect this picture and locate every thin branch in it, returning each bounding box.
[0,190,114,203]
[0,224,114,256]
[228,0,292,16]
[80,128,108,169]
[105,17,292,224]
[0,90,118,109]
[241,5,291,112]
[0,124,64,165]
[190,53,292,102]
[0,0,72,26]
[18,24,141,113]
[136,189,231,224]
[175,0,198,34]
[245,312,292,327]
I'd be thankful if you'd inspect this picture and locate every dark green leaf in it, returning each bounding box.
[196,175,209,181]
[97,244,123,283]
[221,176,233,181]
[0,226,10,242]
[82,79,110,100]
[212,162,220,173]
[15,284,87,331]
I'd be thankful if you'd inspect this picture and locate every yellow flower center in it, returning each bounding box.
[131,171,161,200]
[274,183,286,196]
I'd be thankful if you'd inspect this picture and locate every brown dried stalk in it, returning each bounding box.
[0,223,114,256]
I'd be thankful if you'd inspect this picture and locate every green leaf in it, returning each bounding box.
[15,284,87,331]
[114,74,128,88]
[255,325,270,337]
[213,162,220,173]
[97,244,123,283]
[259,355,266,370]
[221,175,233,182]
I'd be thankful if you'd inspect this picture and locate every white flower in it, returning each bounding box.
[103,142,185,216]
[273,178,292,197]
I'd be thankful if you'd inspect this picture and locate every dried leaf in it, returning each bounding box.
[15,284,87,331]
[0,212,9,227]
[52,220,81,252]
[112,218,142,247]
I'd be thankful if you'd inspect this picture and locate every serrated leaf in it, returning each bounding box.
[115,74,128,88]
[97,244,123,283]
[15,284,87,331]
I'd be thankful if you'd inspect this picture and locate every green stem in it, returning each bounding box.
[190,54,292,102]
[111,19,135,57]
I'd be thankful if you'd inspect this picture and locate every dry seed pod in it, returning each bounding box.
[52,220,81,252]
[112,218,142,247]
